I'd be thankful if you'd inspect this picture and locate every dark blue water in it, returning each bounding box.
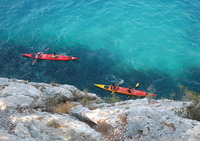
[0,0,200,99]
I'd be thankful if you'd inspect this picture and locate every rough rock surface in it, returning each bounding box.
[0,77,200,141]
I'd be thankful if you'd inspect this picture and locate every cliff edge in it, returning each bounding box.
[0,77,199,141]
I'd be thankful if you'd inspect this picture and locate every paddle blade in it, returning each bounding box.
[32,59,37,65]
[119,80,124,85]
[135,83,140,88]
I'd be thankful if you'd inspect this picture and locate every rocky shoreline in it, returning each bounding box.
[0,77,200,141]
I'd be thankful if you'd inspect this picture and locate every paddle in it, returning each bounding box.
[128,83,140,93]
[126,83,140,99]
[135,83,140,89]
[111,80,124,94]
[32,48,49,65]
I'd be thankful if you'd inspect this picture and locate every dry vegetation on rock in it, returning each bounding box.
[104,94,121,103]
[178,86,200,121]
[54,101,78,114]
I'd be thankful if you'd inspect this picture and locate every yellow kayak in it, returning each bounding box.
[94,84,156,97]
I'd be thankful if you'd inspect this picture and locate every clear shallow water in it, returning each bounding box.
[0,0,200,99]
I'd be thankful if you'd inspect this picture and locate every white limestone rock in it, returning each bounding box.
[0,82,42,110]
[72,98,200,141]
[0,77,101,111]
[0,77,200,141]
[11,112,105,141]
[0,129,21,141]
[44,86,74,100]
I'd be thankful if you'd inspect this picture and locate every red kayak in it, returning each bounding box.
[94,84,156,97]
[22,54,78,61]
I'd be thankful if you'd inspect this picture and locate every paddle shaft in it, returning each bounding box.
[111,80,124,94]
[32,48,49,65]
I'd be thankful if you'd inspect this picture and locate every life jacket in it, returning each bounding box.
[52,54,57,58]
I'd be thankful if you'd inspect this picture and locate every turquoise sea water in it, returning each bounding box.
[0,0,200,99]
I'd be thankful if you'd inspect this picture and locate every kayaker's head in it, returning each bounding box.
[52,53,58,58]
[112,84,116,87]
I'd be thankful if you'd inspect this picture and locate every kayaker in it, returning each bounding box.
[128,86,132,93]
[52,53,58,58]
[110,84,117,90]
[35,52,43,58]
